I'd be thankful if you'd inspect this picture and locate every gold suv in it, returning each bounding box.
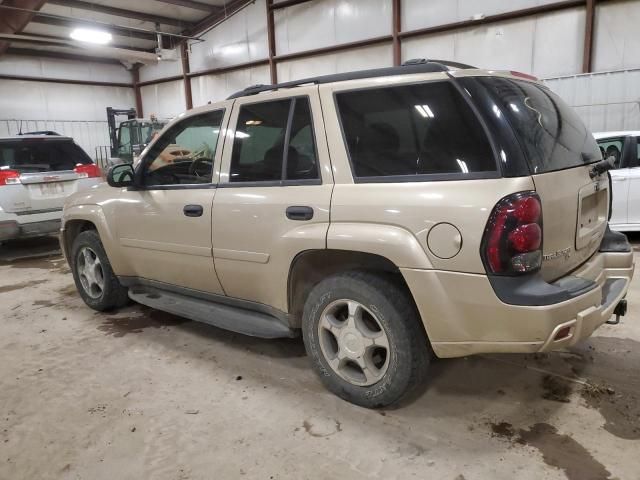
[60,60,634,408]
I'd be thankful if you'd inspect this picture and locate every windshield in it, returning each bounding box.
[476,77,601,174]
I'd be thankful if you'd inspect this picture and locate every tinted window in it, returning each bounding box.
[230,99,290,182]
[286,98,318,180]
[336,81,496,178]
[230,97,319,183]
[477,77,601,174]
[0,140,91,173]
[596,137,624,168]
[142,110,223,186]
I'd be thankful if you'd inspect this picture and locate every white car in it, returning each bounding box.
[0,133,102,243]
[594,131,640,231]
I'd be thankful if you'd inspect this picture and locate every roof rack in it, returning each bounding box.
[226,58,477,100]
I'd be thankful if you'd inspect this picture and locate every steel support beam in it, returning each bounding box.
[181,43,193,109]
[0,73,131,87]
[392,0,401,66]
[47,0,195,29]
[266,0,277,83]
[0,0,48,56]
[133,66,144,117]
[583,0,595,73]
[153,0,220,13]
[269,0,313,10]
[6,46,128,64]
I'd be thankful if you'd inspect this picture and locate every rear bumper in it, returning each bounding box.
[0,210,62,241]
[402,248,634,358]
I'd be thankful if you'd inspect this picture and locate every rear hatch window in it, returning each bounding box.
[473,77,601,174]
[468,76,607,280]
[335,80,498,181]
[0,139,92,174]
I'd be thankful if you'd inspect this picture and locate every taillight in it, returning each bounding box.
[481,191,543,275]
[74,163,101,178]
[0,169,20,186]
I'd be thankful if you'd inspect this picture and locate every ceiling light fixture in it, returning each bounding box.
[70,28,112,45]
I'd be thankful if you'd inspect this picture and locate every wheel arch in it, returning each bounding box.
[287,249,417,328]
[62,205,120,271]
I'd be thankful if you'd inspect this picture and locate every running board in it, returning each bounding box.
[128,286,296,339]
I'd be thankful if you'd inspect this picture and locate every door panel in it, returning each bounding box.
[116,188,224,293]
[610,168,630,225]
[212,185,332,310]
[114,106,231,294]
[212,86,333,312]
[625,167,640,225]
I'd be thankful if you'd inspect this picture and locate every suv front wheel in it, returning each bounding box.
[71,230,129,311]
[302,271,431,408]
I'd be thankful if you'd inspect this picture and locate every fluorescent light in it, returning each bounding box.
[235,131,250,139]
[70,28,112,45]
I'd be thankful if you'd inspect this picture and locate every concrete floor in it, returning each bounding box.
[0,237,639,480]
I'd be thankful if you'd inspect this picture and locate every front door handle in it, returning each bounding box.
[183,204,204,217]
[286,206,314,221]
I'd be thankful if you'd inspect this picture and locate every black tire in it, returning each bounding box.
[70,229,129,311]
[302,271,431,408]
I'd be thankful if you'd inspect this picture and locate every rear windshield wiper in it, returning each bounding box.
[588,156,615,179]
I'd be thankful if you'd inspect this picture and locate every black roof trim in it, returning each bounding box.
[18,130,61,136]
[226,59,473,100]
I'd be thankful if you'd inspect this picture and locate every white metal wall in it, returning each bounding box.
[139,80,185,120]
[402,7,585,78]
[274,0,391,54]
[544,69,640,132]
[0,54,135,159]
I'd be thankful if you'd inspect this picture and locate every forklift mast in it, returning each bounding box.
[107,107,137,157]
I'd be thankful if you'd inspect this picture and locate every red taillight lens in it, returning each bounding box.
[482,192,543,275]
[0,169,20,186]
[74,163,101,178]
[508,223,542,252]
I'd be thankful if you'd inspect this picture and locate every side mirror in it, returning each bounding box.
[107,163,135,188]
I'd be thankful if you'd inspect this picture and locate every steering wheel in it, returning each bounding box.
[189,157,213,177]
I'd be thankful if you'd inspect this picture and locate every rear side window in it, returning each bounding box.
[596,137,624,168]
[0,140,91,173]
[335,81,496,179]
[230,97,319,183]
[476,77,601,174]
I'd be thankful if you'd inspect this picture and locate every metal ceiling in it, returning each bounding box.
[0,0,252,64]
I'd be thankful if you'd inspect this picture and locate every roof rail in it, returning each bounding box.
[226,58,472,100]
[18,130,61,136]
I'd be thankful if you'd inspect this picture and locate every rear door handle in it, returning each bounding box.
[183,204,204,217]
[286,206,314,221]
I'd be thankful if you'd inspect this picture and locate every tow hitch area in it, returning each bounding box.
[607,299,628,325]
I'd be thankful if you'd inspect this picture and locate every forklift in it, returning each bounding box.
[98,107,168,165]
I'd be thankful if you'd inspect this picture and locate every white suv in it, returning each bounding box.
[594,131,640,231]
[0,134,102,243]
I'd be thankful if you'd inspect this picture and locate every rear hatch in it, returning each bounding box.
[0,137,100,214]
[475,76,607,281]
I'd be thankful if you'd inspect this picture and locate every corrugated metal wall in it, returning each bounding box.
[0,55,135,160]
[157,0,640,134]
[0,119,111,161]
[543,69,640,132]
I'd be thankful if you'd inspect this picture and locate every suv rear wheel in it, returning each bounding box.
[71,230,129,311]
[302,271,431,408]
